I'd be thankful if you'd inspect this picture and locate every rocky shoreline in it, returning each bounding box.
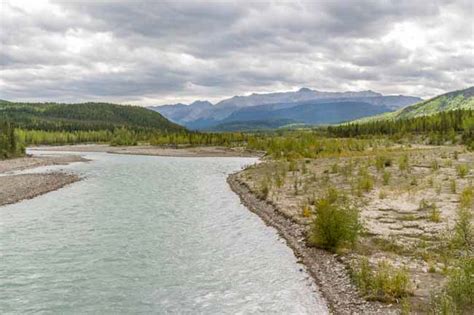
[227,173,397,315]
[0,154,87,207]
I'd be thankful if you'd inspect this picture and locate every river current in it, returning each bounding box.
[1,151,327,314]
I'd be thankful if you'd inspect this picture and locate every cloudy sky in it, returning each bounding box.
[1,0,473,105]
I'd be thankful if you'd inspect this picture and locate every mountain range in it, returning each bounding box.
[149,88,422,130]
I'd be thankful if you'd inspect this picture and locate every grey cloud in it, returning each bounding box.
[0,0,472,105]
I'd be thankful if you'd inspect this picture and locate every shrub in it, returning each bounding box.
[428,204,442,223]
[430,258,474,314]
[352,258,412,303]
[302,204,311,218]
[431,160,440,171]
[452,206,473,251]
[375,155,392,172]
[450,179,457,194]
[456,164,470,178]
[459,187,473,210]
[399,154,410,172]
[382,170,391,185]
[259,178,270,199]
[357,167,374,194]
[309,189,361,251]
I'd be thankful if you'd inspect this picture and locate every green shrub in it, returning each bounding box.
[456,164,470,178]
[259,178,270,199]
[459,187,473,210]
[428,204,442,223]
[450,179,457,194]
[357,167,374,193]
[431,160,440,171]
[452,206,473,251]
[352,258,412,303]
[399,154,410,172]
[430,258,474,314]
[382,170,391,185]
[309,189,361,251]
[375,155,392,172]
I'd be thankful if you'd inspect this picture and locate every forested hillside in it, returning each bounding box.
[329,109,474,148]
[355,86,474,123]
[0,100,185,133]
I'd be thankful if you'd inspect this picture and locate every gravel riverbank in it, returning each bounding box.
[227,173,397,315]
[0,154,87,206]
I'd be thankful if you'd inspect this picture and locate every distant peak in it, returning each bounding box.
[298,87,313,92]
[189,100,213,107]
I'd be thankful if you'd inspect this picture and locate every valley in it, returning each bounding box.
[1,86,473,314]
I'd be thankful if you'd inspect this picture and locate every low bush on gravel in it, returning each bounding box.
[352,258,412,303]
[309,188,361,251]
[430,257,474,314]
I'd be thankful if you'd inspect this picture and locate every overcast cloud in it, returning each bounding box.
[1,0,473,105]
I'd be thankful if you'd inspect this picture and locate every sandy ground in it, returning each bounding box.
[31,144,264,157]
[0,154,87,207]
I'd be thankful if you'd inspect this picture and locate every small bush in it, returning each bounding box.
[375,155,392,172]
[259,178,270,199]
[459,187,473,210]
[399,154,410,172]
[456,164,470,178]
[382,170,391,185]
[431,160,440,171]
[450,179,457,194]
[309,189,361,251]
[357,167,374,194]
[428,204,442,223]
[430,258,474,314]
[452,206,473,251]
[302,204,312,218]
[352,258,412,303]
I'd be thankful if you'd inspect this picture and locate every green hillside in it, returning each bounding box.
[0,100,185,133]
[396,86,473,118]
[354,86,474,123]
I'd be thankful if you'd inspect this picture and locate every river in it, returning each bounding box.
[1,151,327,314]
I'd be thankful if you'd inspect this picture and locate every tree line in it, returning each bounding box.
[0,120,24,159]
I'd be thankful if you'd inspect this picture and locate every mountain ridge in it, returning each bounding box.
[150,88,422,130]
